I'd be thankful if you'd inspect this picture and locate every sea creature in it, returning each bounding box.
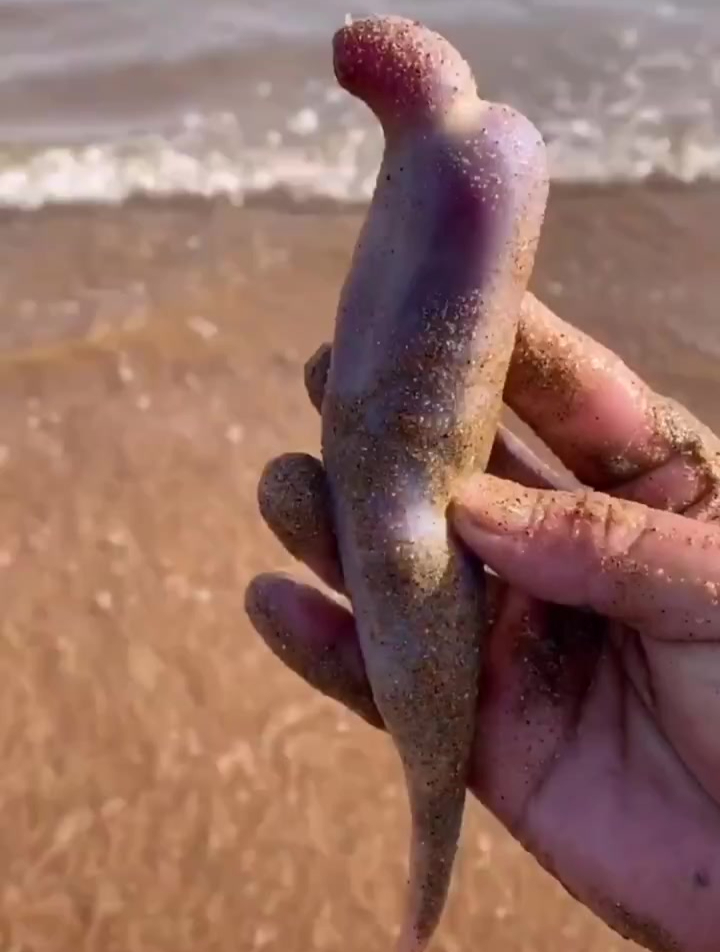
[320,15,549,951]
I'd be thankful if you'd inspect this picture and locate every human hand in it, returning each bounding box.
[246,293,720,952]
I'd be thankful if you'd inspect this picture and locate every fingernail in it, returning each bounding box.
[244,574,283,639]
[452,478,537,540]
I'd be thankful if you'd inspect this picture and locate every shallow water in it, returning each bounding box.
[0,0,719,205]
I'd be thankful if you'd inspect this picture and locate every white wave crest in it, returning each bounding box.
[1,109,720,210]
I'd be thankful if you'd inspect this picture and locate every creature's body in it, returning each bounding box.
[321,17,549,951]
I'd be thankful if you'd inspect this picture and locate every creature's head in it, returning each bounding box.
[332,16,477,131]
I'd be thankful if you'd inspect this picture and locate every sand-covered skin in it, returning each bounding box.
[321,17,548,950]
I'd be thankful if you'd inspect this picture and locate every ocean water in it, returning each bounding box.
[0,0,719,207]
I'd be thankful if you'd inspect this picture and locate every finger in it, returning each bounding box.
[258,453,344,594]
[246,561,603,840]
[304,340,572,488]
[306,308,720,518]
[453,474,720,640]
[509,294,720,512]
[258,429,570,596]
[244,571,608,845]
[245,573,383,729]
[304,336,577,493]
[244,572,515,738]
[305,343,331,414]
[312,296,720,511]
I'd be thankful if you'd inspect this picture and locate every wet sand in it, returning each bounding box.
[0,182,718,951]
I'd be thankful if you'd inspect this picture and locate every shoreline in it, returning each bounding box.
[2,171,720,218]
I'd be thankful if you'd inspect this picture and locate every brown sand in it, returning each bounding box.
[0,182,717,951]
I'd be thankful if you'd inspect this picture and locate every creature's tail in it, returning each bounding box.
[349,534,484,952]
[397,776,468,952]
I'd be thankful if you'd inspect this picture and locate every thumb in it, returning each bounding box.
[452,474,720,640]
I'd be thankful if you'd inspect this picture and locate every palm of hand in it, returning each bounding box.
[475,583,720,952]
[248,299,720,951]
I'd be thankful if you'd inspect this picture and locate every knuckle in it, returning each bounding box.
[534,489,651,569]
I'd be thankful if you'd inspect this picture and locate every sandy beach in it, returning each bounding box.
[0,180,717,950]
